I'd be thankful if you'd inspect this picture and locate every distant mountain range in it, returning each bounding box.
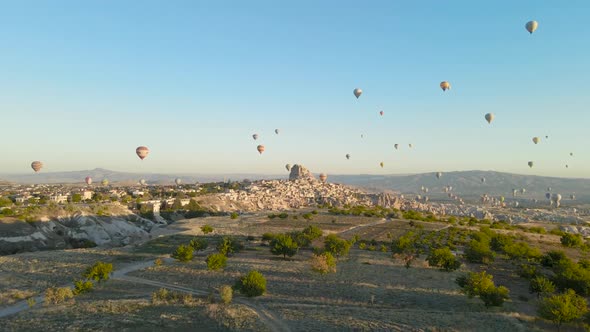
[1,168,588,203]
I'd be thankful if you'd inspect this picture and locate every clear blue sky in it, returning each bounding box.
[1,0,589,177]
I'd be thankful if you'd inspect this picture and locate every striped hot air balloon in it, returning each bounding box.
[31,161,43,173]
[257,145,265,154]
[440,81,451,91]
[136,146,150,160]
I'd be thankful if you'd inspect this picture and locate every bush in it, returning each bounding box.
[230,212,239,219]
[83,262,113,282]
[541,250,569,268]
[518,264,539,279]
[456,271,509,307]
[552,260,590,296]
[427,247,461,271]
[464,240,495,264]
[269,234,299,259]
[201,225,214,234]
[358,242,367,250]
[324,234,351,257]
[262,233,276,242]
[234,270,266,297]
[480,286,510,307]
[45,287,74,305]
[302,213,313,220]
[73,280,94,295]
[529,276,556,298]
[561,233,582,248]
[538,289,588,329]
[310,252,337,274]
[154,258,163,266]
[206,253,227,271]
[503,242,542,260]
[278,212,288,219]
[172,244,194,262]
[189,238,208,251]
[151,288,194,305]
[217,237,244,256]
[219,285,233,304]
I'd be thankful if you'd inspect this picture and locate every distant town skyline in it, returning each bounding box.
[1,1,589,177]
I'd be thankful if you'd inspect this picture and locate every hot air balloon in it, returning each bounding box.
[525,20,538,34]
[514,201,520,208]
[547,187,552,192]
[252,134,259,140]
[31,161,43,173]
[570,152,574,156]
[566,165,569,168]
[257,145,265,154]
[551,193,562,207]
[285,164,291,172]
[570,194,576,200]
[436,172,442,179]
[319,173,327,183]
[353,88,362,99]
[408,144,413,148]
[175,178,181,185]
[485,113,495,124]
[275,129,279,135]
[101,179,109,186]
[140,179,146,186]
[481,177,486,183]
[545,135,549,139]
[512,189,518,197]
[380,162,384,168]
[521,188,526,194]
[136,146,149,160]
[346,154,350,160]
[394,144,399,150]
[528,161,534,168]
[500,196,505,202]
[361,134,364,138]
[532,137,540,144]
[440,81,451,91]
[379,111,384,116]
[85,176,92,185]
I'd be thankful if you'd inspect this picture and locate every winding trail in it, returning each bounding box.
[0,257,290,332]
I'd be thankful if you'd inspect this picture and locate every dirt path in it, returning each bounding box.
[0,257,290,332]
[336,218,391,237]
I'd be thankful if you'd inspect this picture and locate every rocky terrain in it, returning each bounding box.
[0,207,161,255]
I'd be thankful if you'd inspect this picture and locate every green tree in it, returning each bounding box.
[171,198,183,210]
[201,225,214,234]
[171,244,194,262]
[217,237,243,256]
[270,234,299,259]
[480,286,510,307]
[0,197,13,207]
[538,289,588,331]
[464,240,495,264]
[427,247,461,271]
[189,238,208,251]
[234,270,266,297]
[71,193,82,203]
[310,252,337,274]
[82,262,113,282]
[529,276,556,298]
[456,271,509,307]
[561,233,582,248]
[324,234,351,257]
[206,253,227,271]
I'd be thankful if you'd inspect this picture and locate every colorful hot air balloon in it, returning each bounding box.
[440,81,451,91]
[436,172,442,179]
[175,178,181,185]
[85,176,92,185]
[136,146,150,160]
[394,144,399,150]
[485,113,494,124]
[285,164,291,172]
[319,173,327,183]
[525,20,538,34]
[257,145,265,154]
[275,129,279,135]
[252,134,259,140]
[346,154,350,160]
[31,161,43,173]
[380,162,384,168]
[101,179,109,186]
[532,137,540,144]
[528,161,534,168]
[379,111,384,116]
[353,88,362,99]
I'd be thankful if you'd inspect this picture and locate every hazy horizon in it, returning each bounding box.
[1,1,589,177]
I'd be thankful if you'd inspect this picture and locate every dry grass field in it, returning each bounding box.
[0,211,588,331]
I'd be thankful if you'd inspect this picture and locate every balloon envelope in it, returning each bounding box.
[257,145,265,154]
[101,179,109,186]
[275,129,279,135]
[175,178,181,185]
[252,134,259,140]
[31,161,43,173]
[285,164,291,171]
[140,179,146,185]
[353,88,362,99]
[136,146,149,160]
[319,173,327,182]
[525,20,538,34]
[346,154,350,160]
[440,81,451,91]
[485,113,495,124]
[528,161,534,168]
[85,176,92,185]
[394,144,399,150]
[532,137,540,144]
[436,172,442,179]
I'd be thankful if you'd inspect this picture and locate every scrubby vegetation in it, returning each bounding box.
[83,262,113,282]
[234,270,266,297]
[310,252,337,274]
[206,253,228,271]
[172,244,194,262]
[456,271,510,307]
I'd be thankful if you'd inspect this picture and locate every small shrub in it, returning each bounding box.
[380,244,388,252]
[262,233,276,242]
[561,233,582,248]
[201,225,214,234]
[310,252,337,274]
[234,270,266,297]
[278,212,288,219]
[464,240,495,264]
[206,253,227,271]
[217,237,244,256]
[427,247,461,271]
[73,280,94,295]
[302,213,313,220]
[324,234,351,257]
[172,244,194,262]
[26,297,36,308]
[230,212,239,219]
[480,286,510,307]
[518,264,538,279]
[219,285,233,304]
[529,276,555,298]
[358,242,367,250]
[154,258,163,266]
[45,287,74,305]
[83,262,113,282]
[189,238,208,251]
